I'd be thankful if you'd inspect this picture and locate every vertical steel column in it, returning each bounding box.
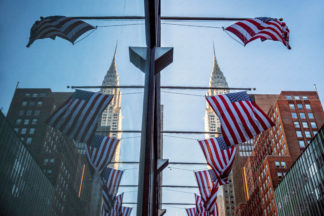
[137,0,160,215]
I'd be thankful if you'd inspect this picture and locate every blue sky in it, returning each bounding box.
[1,0,324,215]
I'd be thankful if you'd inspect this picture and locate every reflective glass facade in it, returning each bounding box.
[275,126,324,215]
[0,111,54,215]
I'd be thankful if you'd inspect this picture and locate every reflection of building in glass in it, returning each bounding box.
[6,89,92,215]
[0,111,54,215]
[275,125,324,216]
[236,91,324,216]
[204,49,235,216]
[97,48,122,167]
[90,49,123,216]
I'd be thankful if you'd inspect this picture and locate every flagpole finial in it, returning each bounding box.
[279,18,283,21]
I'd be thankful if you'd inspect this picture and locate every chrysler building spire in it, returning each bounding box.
[208,45,228,96]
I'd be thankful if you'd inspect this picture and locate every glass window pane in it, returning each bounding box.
[305,104,311,110]
[296,131,302,138]
[300,113,305,119]
[294,122,300,128]
[311,122,317,128]
[289,104,295,109]
[297,104,303,109]
[302,122,308,128]
[294,96,300,100]
[291,113,297,118]
[299,140,305,148]
[308,113,314,119]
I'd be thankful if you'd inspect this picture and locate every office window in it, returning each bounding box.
[37,101,43,106]
[297,104,303,109]
[14,128,19,133]
[300,113,306,119]
[26,137,32,145]
[308,113,314,119]
[286,96,292,100]
[302,122,308,128]
[305,131,311,138]
[34,110,40,116]
[298,140,305,148]
[21,128,27,134]
[32,118,38,125]
[22,101,27,106]
[289,104,295,109]
[26,110,32,116]
[29,128,35,135]
[24,119,29,125]
[25,93,31,97]
[305,104,311,110]
[16,118,22,125]
[277,172,282,178]
[19,110,24,116]
[294,96,300,100]
[302,96,308,100]
[29,101,35,106]
[310,122,317,128]
[314,131,317,135]
[40,93,47,97]
[294,121,300,128]
[281,161,287,168]
[32,93,38,98]
[50,158,55,163]
[275,161,280,168]
[291,113,297,118]
[296,131,302,138]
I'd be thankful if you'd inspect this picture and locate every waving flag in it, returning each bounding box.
[86,135,119,172]
[27,16,95,47]
[206,91,274,145]
[101,167,123,197]
[195,194,207,214]
[195,193,219,216]
[208,169,229,185]
[46,90,113,143]
[185,208,196,216]
[198,137,236,179]
[121,207,132,216]
[225,17,291,49]
[195,170,214,202]
[102,185,114,211]
[101,208,109,216]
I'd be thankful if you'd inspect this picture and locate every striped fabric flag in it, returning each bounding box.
[208,169,229,185]
[204,181,220,213]
[86,135,119,172]
[46,90,113,143]
[198,137,236,179]
[101,167,123,197]
[185,208,196,216]
[195,170,214,202]
[102,185,114,211]
[27,16,95,47]
[121,206,132,216]
[206,91,274,145]
[101,208,109,216]
[225,17,291,49]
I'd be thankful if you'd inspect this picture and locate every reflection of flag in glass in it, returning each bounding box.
[27,16,95,47]
[198,137,236,179]
[121,206,132,216]
[101,168,123,197]
[86,135,119,172]
[46,90,113,143]
[225,17,290,49]
[185,208,196,216]
[206,92,274,145]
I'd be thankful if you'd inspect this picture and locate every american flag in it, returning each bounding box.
[185,208,196,216]
[208,169,229,185]
[101,167,123,197]
[195,194,207,214]
[204,181,220,213]
[102,185,114,211]
[121,207,132,216]
[225,17,291,49]
[27,16,95,47]
[101,208,109,216]
[206,91,274,145]
[195,194,218,216]
[86,135,119,172]
[198,137,236,179]
[46,90,113,143]
[195,170,214,202]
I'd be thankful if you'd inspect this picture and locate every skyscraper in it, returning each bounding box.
[6,88,93,216]
[204,48,235,216]
[90,49,123,216]
[236,91,324,216]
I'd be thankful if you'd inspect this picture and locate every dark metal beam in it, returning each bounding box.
[72,16,248,21]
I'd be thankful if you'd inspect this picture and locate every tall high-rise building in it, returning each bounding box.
[90,49,123,216]
[6,88,93,216]
[98,48,122,165]
[235,91,324,216]
[204,48,235,216]
[232,94,278,209]
[0,110,54,216]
